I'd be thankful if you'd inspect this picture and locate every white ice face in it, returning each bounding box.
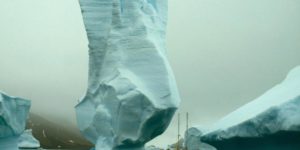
[76,0,181,149]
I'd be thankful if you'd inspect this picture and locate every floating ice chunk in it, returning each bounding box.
[184,127,216,150]
[18,129,40,149]
[167,138,184,150]
[145,145,161,150]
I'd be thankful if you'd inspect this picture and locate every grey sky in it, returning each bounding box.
[0,0,300,147]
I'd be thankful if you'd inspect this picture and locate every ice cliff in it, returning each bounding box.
[0,92,31,150]
[187,66,300,150]
[75,0,180,150]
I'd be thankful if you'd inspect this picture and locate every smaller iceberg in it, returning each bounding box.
[167,138,184,150]
[145,145,162,150]
[0,91,31,150]
[184,127,216,150]
[18,129,40,149]
[184,66,300,150]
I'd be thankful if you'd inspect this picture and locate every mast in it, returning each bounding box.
[186,112,189,150]
[177,113,180,150]
[186,112,189,133]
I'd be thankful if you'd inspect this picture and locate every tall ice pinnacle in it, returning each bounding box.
[75,0,180,150]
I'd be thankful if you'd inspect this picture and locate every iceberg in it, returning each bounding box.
[184,127,216,150]
[145,145,161,150]
[0,92,31,150]
[199,66,300,150]
[167,138,184,150]
[75,0,180,150]
[18,129,40,149]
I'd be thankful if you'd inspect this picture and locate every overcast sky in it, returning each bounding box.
[0,0,300,147]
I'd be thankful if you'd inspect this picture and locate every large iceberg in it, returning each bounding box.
[75,0,180,150]
[0,92,31,150]
[199,66,300,150]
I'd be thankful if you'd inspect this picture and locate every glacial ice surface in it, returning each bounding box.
[0,91,31,150]
[197,66,300,149]
[18,129,40,149]
[76,0,180,150]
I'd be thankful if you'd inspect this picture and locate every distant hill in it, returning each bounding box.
[26,113,93,149]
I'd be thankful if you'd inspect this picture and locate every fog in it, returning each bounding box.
[0,0,300,147]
